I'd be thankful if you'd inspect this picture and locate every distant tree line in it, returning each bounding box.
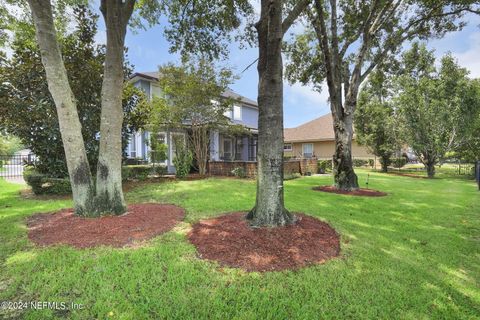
[355,43,480,178]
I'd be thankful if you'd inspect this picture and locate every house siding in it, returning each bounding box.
[134,79,150,97]
[287,140,372,159]
[240,105,258,129]
[126,74,259,174]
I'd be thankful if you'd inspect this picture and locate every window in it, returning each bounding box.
[156,133,166,144]
[248,137,257,161]
[222,138,233,160]
[130,133,137,158]
[170,133,185,161]
[151,133,166,164]
[235,138,243,160]
[302,143,313,158]
[233,105,242,120]
[284,144,292,152]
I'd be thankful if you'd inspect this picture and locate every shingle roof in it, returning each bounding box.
[131,71,258,107]
[284,113,335,142]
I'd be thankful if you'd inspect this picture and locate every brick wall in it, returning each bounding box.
[208,161,257,177]
[208,158,317,178]
[299,158,318,175]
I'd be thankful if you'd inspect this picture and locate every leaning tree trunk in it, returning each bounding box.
[331,100,359,191]
[247,0,294,227]
[95,0,135,214]
[28,0,95,215]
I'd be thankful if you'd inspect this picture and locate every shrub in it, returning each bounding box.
[172,138,193,178]
[42,178,72,194]
[24,168,44,194]
[24,168,71,195]
[153,165,168,176]
[149,138,168,164]
[231,167,246,178]
[122,165,154,181]
[392,157,407,168]
[353,159,368,167]
[318,160,332,173]
[284,173,301,180]
[368,159,375,167]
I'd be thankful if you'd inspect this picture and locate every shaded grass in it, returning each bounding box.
[0,170,479,319]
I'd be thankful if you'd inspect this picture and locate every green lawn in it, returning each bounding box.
[0,171,479,319]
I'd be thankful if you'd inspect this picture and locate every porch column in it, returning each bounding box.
[210,130,220,161]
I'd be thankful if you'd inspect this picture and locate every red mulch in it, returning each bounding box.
[188,212,340,272]
[313,185,387,197]
[27,204,184,249]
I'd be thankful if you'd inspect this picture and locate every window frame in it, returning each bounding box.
[302,143,314,158]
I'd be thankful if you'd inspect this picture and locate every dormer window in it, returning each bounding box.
[233,105,241,120]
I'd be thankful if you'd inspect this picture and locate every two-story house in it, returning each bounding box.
[126,71,259,174]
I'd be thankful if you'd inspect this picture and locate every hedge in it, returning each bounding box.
[392,157,407,168]
[24,168,72,195]
[24,165,168,195]
[122,165,167,181]
[231,167,247,178]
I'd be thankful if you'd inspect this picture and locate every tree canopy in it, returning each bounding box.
[394,43,478,177]
[149,59,240,175]
[355,69,400,172]
[0,6,149,177]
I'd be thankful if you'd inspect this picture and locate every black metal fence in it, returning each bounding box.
[0,154,36,178]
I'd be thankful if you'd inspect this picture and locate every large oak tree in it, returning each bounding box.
[394,44,474,178]
[285,0,479,190]
[19,0,251,216]
[246,0,310,227]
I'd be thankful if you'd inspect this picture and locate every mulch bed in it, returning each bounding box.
[27,203,184,248]
[188,212,340,272]
[313,185,387,197]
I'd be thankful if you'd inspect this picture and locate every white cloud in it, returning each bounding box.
[450,31,480,78]
[286,82,329,107]
[284,82,331,127]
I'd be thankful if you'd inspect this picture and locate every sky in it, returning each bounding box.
[91,4,480,128]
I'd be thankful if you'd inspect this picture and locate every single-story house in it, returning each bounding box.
[283,113,373,159]
[126,71,259,174]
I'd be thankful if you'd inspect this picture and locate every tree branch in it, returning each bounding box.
[282,0,310,35]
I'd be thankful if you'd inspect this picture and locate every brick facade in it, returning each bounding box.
[208,158,318,178]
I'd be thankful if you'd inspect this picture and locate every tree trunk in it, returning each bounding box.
[426,163,435,178]
[27,0,95,216]
[247,0,294,227]
[192,125,208,176]
[380,155,389,172]
[95,0,135,214]
[331,101,359,191]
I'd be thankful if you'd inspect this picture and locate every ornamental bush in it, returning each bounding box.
[231,166,246,178]
[24,168,71,195]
